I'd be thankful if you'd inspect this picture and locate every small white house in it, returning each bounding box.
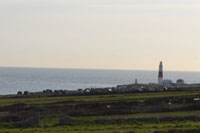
[162,79,173,86]
[176,79,184,85]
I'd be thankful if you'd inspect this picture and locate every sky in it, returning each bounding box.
[1,0,200,71]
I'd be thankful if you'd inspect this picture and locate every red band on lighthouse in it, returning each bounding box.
[159,72,163,77]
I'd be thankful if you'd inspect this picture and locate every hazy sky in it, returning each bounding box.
[1,0,200,71]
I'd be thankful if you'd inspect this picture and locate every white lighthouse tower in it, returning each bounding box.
[158,61,163,84]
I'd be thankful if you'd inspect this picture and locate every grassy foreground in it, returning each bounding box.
[0,90,200,133]
[1,120,200,133]
[0,91,199,106]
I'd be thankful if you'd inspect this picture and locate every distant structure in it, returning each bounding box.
[176,79,184,85]
[162,79,173,87]
[158,61,163,84]
[135,79,138,85]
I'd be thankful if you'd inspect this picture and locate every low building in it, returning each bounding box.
[176,79,184,85]
[161,79,174,87]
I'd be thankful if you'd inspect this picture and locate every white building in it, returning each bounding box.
[176,79,184,85]
[162,79,173,87]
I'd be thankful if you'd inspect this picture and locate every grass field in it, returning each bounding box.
[1,91,200,133]
[0,91,199,107]
[1,120,200,133]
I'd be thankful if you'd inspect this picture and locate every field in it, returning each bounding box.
[1,90,200,132]
[1,121,200,133]
[0,91,199,106]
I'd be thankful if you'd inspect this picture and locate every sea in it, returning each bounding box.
[0,67,200,95]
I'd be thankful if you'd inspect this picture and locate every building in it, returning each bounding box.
[176,79,184,85]
[162,79,173,87]
[135,79,138,85]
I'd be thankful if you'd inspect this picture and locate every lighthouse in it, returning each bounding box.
[158,61,163,84]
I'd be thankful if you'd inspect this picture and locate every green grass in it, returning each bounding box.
[1,91,200,132]
[1,120,200,133]
[0,91,199,107]
[75,110,200,120]
[38,110,200,126]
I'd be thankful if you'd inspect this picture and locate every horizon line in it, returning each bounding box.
[0,65,199,73]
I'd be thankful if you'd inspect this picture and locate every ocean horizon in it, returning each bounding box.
[0,67,200,95]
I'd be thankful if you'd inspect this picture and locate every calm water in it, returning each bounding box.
[0,67,200,95]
